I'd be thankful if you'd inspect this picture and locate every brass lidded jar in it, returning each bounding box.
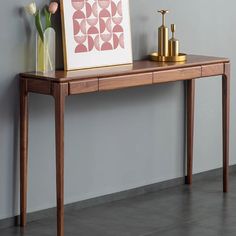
[168,24,179,56]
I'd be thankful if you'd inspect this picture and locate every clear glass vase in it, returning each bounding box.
[36,27,55,73]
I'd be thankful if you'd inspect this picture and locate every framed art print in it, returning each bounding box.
[60,0,133,70]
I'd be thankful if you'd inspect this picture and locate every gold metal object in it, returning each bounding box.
[150,10,187,63]
[150,52,187,62]
[168,24,179,56]
[158,10,169,57]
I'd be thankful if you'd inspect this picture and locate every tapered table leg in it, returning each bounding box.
[222,63,230,193]
[186,79,195,185]
[53,83,68,236]
[20,79,29,226]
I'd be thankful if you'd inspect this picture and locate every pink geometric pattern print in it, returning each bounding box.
[72,0,125,53]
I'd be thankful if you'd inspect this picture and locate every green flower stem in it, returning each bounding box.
[44,8,52,29]
[35,10,44,42]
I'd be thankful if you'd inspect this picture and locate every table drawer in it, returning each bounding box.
[154,67,201,83]
[202,63,224,77]
[99,73,152,91]
[69,79,98,95]
[27,79,51,95]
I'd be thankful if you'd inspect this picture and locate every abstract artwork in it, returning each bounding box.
[61,0,132,70]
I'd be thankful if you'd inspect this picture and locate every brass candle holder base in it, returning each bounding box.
[150,52,187,62]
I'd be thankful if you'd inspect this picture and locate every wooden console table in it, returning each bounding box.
[19,55,230,236]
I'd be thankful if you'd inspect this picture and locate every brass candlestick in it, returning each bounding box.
[150,9,186,62]
[158,10,169,57]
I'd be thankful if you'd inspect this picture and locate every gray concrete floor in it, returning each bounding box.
[1,173,236,236]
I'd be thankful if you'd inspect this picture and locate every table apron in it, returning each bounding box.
[23,63,226,96]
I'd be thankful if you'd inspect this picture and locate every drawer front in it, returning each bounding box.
[27,79,51,95]
[154,67,201,83]
[69,79,98,95]
[99,73,152,91]
[202,63,224,77]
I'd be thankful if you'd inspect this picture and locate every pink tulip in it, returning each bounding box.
[49,2,58,14]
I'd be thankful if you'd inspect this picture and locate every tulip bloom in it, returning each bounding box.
[49,2,58,15]
[25,2,37,16]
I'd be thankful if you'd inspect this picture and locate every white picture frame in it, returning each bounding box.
[60,0,133,70]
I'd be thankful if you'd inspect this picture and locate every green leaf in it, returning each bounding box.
[44,8,52,29]
[35,10,44,42]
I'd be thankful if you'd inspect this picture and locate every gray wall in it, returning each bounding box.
[0,0,235,220]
